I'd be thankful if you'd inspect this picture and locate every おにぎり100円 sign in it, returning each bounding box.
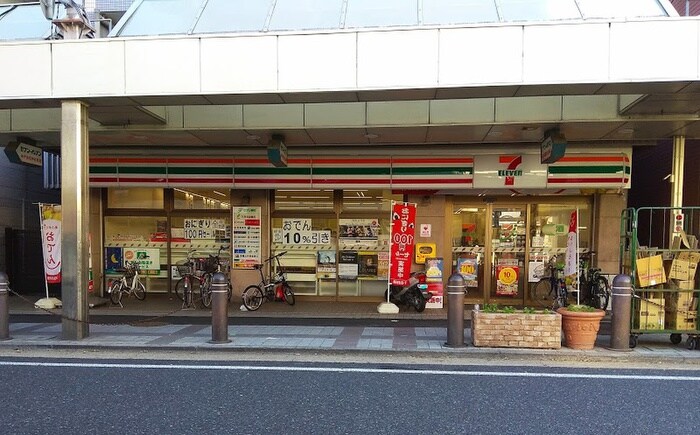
[389,202,417,286]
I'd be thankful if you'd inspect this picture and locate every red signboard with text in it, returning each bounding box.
[389,202,417,286]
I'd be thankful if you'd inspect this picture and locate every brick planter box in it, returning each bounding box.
[471,310,562,349]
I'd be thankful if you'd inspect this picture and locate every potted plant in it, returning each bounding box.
[557,304,605,350]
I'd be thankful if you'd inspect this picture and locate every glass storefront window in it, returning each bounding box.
[272,217,337,295]
[107,188,164,209]
[170,216,232,277]
[173,188,230,210]
[342,189,402,212]
[274,190,334,211]
[104,216,168,293]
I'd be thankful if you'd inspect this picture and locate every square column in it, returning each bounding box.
[61,100,90,340]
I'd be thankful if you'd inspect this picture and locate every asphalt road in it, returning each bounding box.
[1,355,697,434]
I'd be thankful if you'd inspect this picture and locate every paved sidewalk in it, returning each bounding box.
[3,321,700,364]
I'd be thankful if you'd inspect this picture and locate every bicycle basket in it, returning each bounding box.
[203,256,218,273]
[124,262,139,278]
[176,260,192,276]
[273,270,286,283]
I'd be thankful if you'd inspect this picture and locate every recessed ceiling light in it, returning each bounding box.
[246,134,261,140]
[521,126,538,132]
[364,133,379,139]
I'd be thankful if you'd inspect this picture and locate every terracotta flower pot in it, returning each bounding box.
[557,307,605,350]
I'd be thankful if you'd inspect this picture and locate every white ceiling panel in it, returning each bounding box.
[430,99,495,124]
[426,125,492,143]
[243,104,304,128]
[496,97,562,122]
[365,127,428,144]
[183,106,244,129]
[307,128,370,145]
[305,103,366,127]
[367,101,429,125]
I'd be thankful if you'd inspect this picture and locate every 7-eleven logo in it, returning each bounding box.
[498,155,523,186]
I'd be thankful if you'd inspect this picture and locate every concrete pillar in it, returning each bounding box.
[671,135,685,209]
[61,100,90,340]
[593,192,627,274]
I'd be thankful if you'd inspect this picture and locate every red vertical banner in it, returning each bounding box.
[389,202,417,286]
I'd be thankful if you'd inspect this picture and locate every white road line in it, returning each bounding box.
[1,361,699,381]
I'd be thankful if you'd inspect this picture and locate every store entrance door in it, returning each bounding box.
[489,205,527,304]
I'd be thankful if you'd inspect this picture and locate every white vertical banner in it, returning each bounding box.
[564,209,579,303]
[40,204,62,285]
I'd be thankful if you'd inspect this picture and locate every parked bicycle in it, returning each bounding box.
[578,253,611,310]
[531,255,570,309]
[109,260,146,306]
[241,251,295,311]
[174,246,231,308]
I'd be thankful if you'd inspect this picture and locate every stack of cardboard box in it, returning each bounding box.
[665,246,699,331]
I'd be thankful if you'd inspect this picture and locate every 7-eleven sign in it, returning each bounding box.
[473,155,547,189]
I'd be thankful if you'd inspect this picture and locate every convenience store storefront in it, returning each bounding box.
[93,148,629,306]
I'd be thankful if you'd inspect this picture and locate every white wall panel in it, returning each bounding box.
[184,105,243,128]
[610,21,699,80]
[279,34,357,91]
[305,103,366,127]
[496,96,561,122]
[358,30,438,88]
[367,101,429,125]
[439,27,523,85]
[201,36,277,93]
[243,104,303,128]
[430,99,495,124]
[11,108,61,131]
[124,39,200,95]
[523,24,609,83]
[562,95,619,120]
[53,40,125,97]
[0,44,51,97]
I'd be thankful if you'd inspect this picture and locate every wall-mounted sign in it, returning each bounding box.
[473,154,547,189]
[415,243,436,264]
[233,206,261,269]
[5,141,43,167]
[123,248,160,271]
[267,135,288,167]
[541,129,567,164]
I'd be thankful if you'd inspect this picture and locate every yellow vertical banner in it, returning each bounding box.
[40,204,62,284]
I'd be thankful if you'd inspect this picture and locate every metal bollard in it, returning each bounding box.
[0,272,10,340]
[609,274,633,351]
[209,272,231,344]
[445,272,466,347]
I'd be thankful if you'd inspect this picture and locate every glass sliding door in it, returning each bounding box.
[490,206,527,302]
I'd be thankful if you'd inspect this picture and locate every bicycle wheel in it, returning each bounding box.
[109,281,123,305]
[242,285,264,311]
[591,276,610,310]
[175,276,199,303]
[200,279,212,308]
[532,279,552,308]
[134,280,146,300]
[554,282,568,309]
[283,283,295,306]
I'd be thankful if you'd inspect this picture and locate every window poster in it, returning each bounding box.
[282,218,331,244]
[233,206,261,269]
[339,218,380,244]
[338,250,359,279]
[317,250,337,278]
[377,252,389,278]
[457,257,479,288]
[425,257,444,309]
[358,252,378,277]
